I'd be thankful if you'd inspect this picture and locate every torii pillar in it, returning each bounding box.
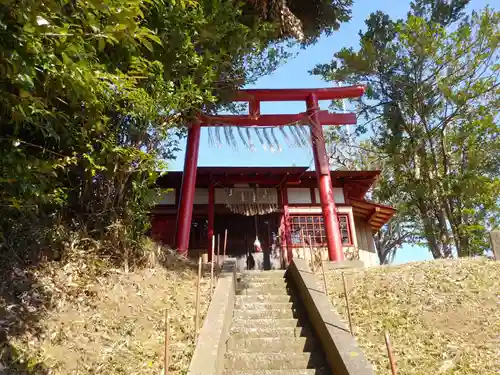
[175,120,201,256]
[307,93,344,261]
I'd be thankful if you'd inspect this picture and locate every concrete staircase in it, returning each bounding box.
[224,271,330,375]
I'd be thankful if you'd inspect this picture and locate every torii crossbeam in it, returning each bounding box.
[175,86,365,262]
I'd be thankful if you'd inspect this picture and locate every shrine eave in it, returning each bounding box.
[350,198,396,232]
[155,167,381,190]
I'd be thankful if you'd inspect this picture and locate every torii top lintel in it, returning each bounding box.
[234,85,365,102]
[198,85,365,127]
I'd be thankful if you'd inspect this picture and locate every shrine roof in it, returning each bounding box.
[350,198,396,232]
[156,167,381,195]
[159,166,380,176]
[300,170,380,199]
[195,166,309,175]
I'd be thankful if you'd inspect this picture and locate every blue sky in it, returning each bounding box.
[170,0,494,264]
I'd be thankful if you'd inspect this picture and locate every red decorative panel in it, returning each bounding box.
[151,215,176,246]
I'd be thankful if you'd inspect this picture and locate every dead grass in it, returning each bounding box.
[322,258,500,375]
[1,247,211,374]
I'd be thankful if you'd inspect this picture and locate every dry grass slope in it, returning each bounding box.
[1,249,211,374]
[323,258,500,375]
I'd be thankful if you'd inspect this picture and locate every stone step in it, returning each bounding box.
[240,280,288,289]
[239,279,286,285]
[242,271,285,277]
[224,369,329,375]
[234,301,294,311]
[227,336,318,352]
[232,318,299,329]
[229,325,311,339]
[225,351,325,370]
[238,286,288,295]
[240,276,287,283]
[240,275,286,282]
[236,294,292,304]
[234,308,298,320]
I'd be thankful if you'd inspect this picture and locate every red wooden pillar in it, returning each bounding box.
[175,120,201,256]
[306,93,344,262]
[207,180,215,262]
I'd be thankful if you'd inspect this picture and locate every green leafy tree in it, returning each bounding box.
[0,0,353,263]
[327,131,419,264]
[315,1,500,259]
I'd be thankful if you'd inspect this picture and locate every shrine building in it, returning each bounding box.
[151,166,395,268]
[149,86,395,269]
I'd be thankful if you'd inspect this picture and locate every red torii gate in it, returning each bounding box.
[175,86,365,262]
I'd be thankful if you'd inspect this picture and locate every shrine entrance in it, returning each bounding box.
[215,213,282,271]
[174,86,365,264]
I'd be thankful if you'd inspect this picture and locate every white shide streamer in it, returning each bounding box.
[205,126,311,152]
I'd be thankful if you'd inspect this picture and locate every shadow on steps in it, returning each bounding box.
[224,272,331,374]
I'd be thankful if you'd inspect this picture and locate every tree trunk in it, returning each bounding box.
[418,201,443,259]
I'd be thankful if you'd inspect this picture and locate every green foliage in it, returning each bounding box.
[287,0,354,43]
[0,0,353,264]
[243,0,353,44]
[327,134,420,264]
[315,2,500,259]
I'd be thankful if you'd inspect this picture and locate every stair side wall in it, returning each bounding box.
[188,261,236,375]
[285,258,374,375]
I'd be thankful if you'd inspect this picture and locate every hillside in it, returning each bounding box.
[0,250,210,374]
[323,258,500,375]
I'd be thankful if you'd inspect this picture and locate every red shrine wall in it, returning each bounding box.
[150,184,381,267]
[151,214,176,246]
